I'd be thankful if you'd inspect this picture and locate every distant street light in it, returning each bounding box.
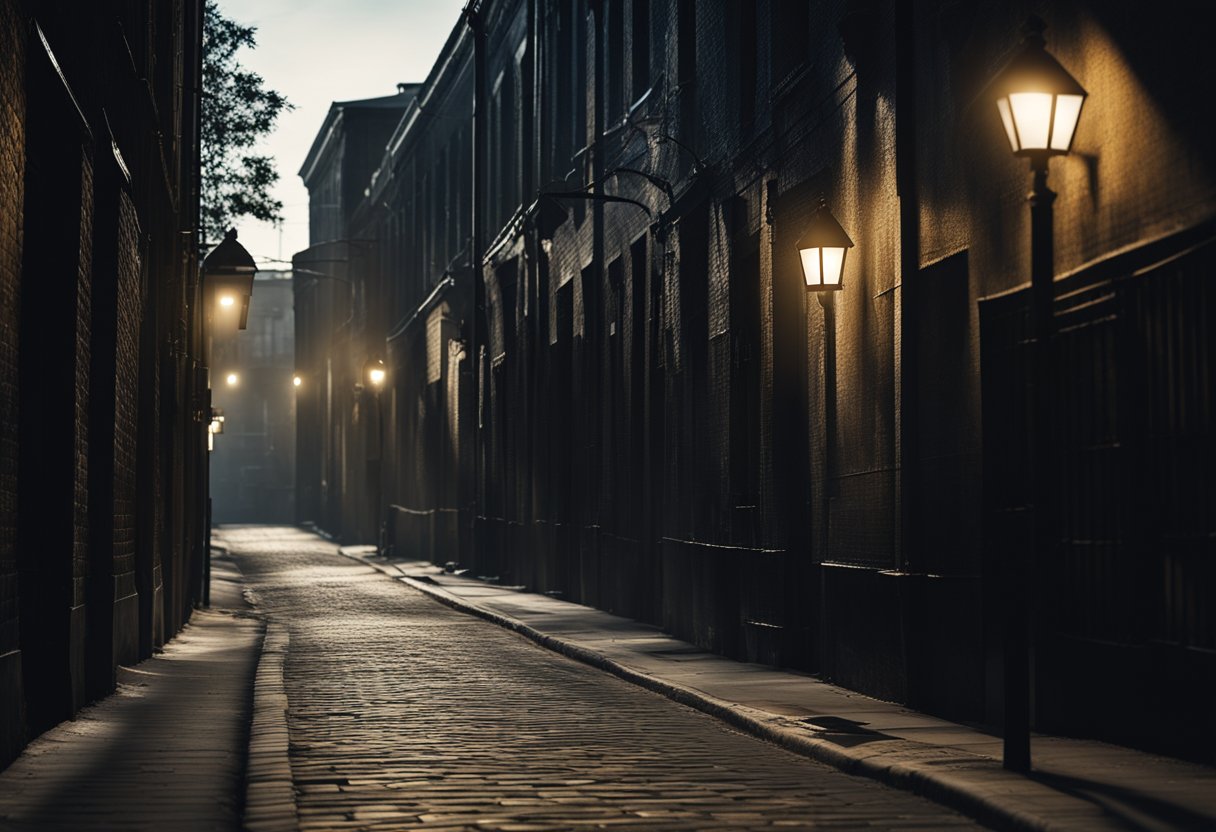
[364,358,387,390]
[226,372,239,387]
[796,198,854,291]
[361,357,388,556]
[985,14,1087,775]
[293,374,303,388]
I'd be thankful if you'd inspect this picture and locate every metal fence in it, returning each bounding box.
[980,226,1216,760]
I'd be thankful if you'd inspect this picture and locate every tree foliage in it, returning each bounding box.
[201,0,291,245]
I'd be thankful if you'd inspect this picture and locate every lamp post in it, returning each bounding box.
[362,358,388,554]
[200,228,257,607]
[798,198,855,510]
[986,15,1086,773]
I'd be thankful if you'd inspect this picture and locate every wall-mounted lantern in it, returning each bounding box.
[202,228,257,330]
[363,358,387,392]
[207,407,225,452]
[796,198,855,291]
[225,372,239,387]
[293,373,303,389]
[989,17,1087,158]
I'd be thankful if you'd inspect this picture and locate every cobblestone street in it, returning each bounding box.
[226,527,979,831]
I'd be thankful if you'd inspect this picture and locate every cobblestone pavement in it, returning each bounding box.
[224,526,982,831]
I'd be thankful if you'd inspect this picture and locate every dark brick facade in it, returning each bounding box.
[0,0,207,767]
[296,0,1216,761]
[294,87,418,542]
[0,0,28,766]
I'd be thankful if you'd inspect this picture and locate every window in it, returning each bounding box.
[772,0,809,85]
[676,0,697,163]
[554,0,574,173]
[574,1,587,156]
[631,0,651,101]
[514,53,525,208]
[676,0,695,86]
[606,0,624,123]
[493,69,516,226]
[736,0,757,132]
[730,229,761,516]
[628,236,647,523]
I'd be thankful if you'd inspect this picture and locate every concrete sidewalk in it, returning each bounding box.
[0,551,262,832]
[341,546,1216,832]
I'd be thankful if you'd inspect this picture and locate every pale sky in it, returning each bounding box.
[215,0,468,269]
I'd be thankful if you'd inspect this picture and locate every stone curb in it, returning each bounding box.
[339,548,1061,832]
[243,621,300,832]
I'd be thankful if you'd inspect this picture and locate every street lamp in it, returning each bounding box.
[200,228,257,609]
[201,228,257,330]
[990,18,1086,158]
[293,374,303,389]
[226,372,239,387]
[796,198,854,291]
[362,358,388,554]
[364,358,387,390]
[797,197,855,529]
[986,14,1086,774]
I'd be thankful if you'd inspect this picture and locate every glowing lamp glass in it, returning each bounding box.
[799,246,848,289]
[219,294,235,308]
[996,91,1084,154]
[987,19,1087,158]
[226,372,239,386]
[368,368,386,386]
[795,201,854,292]
[293,375,302,388]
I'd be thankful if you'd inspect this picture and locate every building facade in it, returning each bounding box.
[0,0,208,765]
[294,86,418,542]
[296,0,1216,762]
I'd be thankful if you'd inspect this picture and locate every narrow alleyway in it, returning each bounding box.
[224,526,979,831]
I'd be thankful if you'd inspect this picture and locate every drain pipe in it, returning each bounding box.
[588,0,606,525]
[896,0,920,574]
[464,1,487,567]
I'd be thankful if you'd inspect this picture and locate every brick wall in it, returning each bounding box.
[112,191,142,662]
[70,150,95,712]
[73,153,94,608]
[0,0,27,769]
[0,0,205,767]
